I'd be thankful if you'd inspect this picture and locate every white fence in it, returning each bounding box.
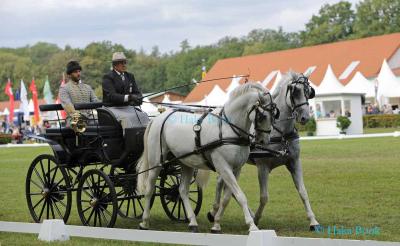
[1,221,399,246]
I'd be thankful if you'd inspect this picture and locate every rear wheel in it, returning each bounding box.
[110,166,153,219]
[159,167,202,222]
[26,155,71,223]
[76,169,117,227]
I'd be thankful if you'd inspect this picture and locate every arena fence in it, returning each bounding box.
[1,220,399,246]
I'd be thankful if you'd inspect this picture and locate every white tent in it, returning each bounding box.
[205,85,228,106]
[226,75,242,95]
[162,95,171,103]
[261,70,279,87]
[270,71,282,94]
[344,71,375,97]
[316,65,344,95]
[376,59,400,104]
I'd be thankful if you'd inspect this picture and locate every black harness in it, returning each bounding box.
[257,75,314,155]
[158,96,277,172]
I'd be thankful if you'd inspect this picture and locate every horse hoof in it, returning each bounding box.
[207,212,215,222]
[139,225,149,230]
[211,229,222,234]
[310,224,321,231]
[189,226,199,233]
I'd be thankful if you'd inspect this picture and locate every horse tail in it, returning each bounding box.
[195,169,210,190]
[137,120,153,195]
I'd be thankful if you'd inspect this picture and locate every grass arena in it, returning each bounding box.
[0,136,399,245]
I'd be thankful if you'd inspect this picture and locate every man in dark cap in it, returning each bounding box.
[102,52,149,133]
[59,60,98,120]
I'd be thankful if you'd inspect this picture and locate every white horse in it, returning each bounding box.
[136,83,276,232]
[207,71,320,230]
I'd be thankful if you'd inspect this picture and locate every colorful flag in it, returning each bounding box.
[55,74,67,119]
[43,76,53,104]
[29,78,40,124]
[20,79,30,121]
[4,78,14,124]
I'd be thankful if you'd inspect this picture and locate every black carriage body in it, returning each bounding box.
[40,103,145,168]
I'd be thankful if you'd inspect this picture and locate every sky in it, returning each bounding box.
[0,0,362,53]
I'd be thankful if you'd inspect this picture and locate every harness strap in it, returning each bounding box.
[194,109,216,171]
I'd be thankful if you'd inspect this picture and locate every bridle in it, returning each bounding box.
[248,92,280,135]
[284,75,315,119]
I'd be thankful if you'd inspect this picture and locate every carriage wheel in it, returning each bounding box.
[26,154,72,223]
[109,166,154,219]
[159,170,203,222]
[76,169,117,227]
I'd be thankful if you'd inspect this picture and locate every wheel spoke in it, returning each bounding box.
[39,160,48,184]
[28,192,43,196]
[49,200,55,219]
[98,210,102,227]
[50,166,59,188]
[30,179,43,190]
[177,199,181,219]
[33,197,45,210]
[82,187,93,199]
[93,209,98,226]
[47,159,51,186]
[84,179,95,197]
[53,199,64,219]
[46,199,50,219]
[99,208,109,226]
[170,200,178,215]
[52,196,67,208]
[189,197,197,203]
[33,168,45,186]
[87,208,95,224]
[126,198,131,216]
[82,206,92,214]
[38,200,47,221]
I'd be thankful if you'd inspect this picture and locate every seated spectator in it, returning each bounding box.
[329,110,336,118]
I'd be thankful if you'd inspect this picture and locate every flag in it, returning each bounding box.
[20,79,30,121]
[4,78,14,124]
[29,78,40,124]
[56,74,67,119]
[43,76,53,104]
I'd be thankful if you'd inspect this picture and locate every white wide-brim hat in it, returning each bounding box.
[112,52,127,62]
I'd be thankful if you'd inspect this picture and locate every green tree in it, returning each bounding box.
[301,1,355,45]
[353,0,400,38]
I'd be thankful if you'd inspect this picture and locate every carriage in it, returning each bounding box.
[25,102,203,228]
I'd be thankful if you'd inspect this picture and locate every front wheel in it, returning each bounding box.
[76,169,118,227]
[26,155,72,223]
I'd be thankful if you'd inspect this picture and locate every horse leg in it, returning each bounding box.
[139,167,161,230]
[211,156,258,232]
[179,165,199,232]
[287,160,320,230]
[207,175,224,222]
[210,169,241,233]
[254,161,270,226]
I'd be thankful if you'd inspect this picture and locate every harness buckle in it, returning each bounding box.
[193,124,202,132]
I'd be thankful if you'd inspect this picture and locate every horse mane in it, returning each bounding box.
[272,71,301,99]
[229,82,267,99]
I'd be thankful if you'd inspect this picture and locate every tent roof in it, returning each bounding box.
[316,65,344,95]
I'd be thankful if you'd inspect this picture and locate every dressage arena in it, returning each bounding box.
[0,136,399,245]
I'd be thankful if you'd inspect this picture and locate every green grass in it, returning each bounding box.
[0,137,400,244]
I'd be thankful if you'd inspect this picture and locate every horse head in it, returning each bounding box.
[247,84,280,145]
[280,71,315,125]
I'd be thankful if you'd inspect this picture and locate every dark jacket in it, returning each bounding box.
[102,70,142,106]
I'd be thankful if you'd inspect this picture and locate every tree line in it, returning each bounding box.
[0,0,399,101]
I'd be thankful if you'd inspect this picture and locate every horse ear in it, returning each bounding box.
[309,87,315,99]
[304,70,312,78]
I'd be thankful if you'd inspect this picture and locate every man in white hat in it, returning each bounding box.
[102,52,149,132]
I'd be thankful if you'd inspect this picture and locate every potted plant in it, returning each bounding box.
[305,117,316,136]
[336,116,351,134]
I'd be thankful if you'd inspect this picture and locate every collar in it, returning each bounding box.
[114,70,124,76]
[68,79,80,85]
